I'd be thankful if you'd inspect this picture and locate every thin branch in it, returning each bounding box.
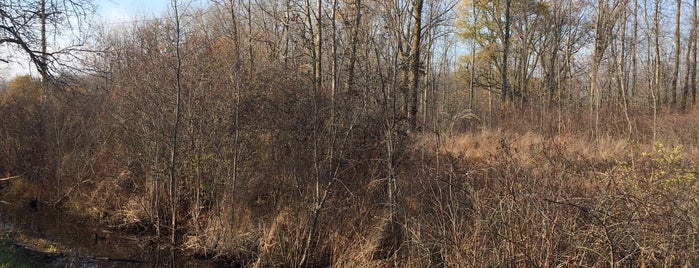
[0,175,21,181]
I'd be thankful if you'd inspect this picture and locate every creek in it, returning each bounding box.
[0,201,212,267]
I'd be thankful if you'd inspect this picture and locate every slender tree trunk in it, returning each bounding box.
[423,6,433,129]
[616,3,627,103]
[653,0,661,141]
[385,0,401,240]
[39,0,50,189]
[469,0,476,110]
[409,0,424,130]
[299,0,323,266]
[247,0,254,79]
[615,0,633,137]
[683,0,696,110]
[345,0,361,96]
[590,0,603,139]
[314,0,322,93]
[672,0,682,106]
[682,32,694,110]
[631,0,638,98]
[283,0,291,67]
[169,0,183,247]
[227,0,242,202]
[692,0,698,103]
[154,145,160,237]
[546,1,560,107]
[501,0,511,106]
[40,0,47,83]
[331,0,337,125]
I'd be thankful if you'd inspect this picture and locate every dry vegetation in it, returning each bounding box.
[2,0,699,267]
[4,88,699,266]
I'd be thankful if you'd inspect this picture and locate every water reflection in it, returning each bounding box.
[0,202,211,267]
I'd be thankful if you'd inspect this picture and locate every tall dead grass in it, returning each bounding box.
[401,114,699,266]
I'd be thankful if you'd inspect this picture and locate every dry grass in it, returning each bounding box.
[6,104,699,267]
[407,120,699,266]
[65,120,699,266]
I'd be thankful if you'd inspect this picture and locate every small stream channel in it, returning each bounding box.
[0,201,213,267]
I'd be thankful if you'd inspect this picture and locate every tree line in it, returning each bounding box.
[459,0,698,139]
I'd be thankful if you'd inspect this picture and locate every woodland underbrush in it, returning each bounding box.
[4,103,699,267]
[179,124,699,266]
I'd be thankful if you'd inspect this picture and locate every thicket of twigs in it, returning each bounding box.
[3,0,699,265]
[2,72,699,267]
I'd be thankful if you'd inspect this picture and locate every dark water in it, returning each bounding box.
[0,202,212,267]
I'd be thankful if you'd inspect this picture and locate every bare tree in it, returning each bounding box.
[168,0,184,246]
[0,0,94,78]
[682,0,696,110]
[1,0,95,183]
[589,0,619,139]
[631,0,638,99]
[693,0,698,103]
[653,0,662,141]
[672,0,681,106]
[299,0,324,266]
[501,0,511,105]
[611,0,633,136]
[409,0,424,129]
[469,0,476,110]
[344,0,362,96]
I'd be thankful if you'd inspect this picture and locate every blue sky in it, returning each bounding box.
[97,0,171,24]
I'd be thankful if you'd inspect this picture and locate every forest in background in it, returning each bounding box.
[2,0,699,266]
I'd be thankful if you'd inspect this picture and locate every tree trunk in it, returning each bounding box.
[692,0,698,103]
[247,1,254,80]
[469,0,476,110]
[169,0,183,247]
[345,0,361,96]
[631,0,638,98]
[501,0,511,106]
[683,0,696,110]
[299,0,323,266]
[226,0,242,203]
[590,0,603,139]
[283,0,291,67]
[39,0,50,190]
[672,0,682,106]
[409,0,424,130]
[653,0,661,141]
[615,0,633,137]
[40,0,47,83]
